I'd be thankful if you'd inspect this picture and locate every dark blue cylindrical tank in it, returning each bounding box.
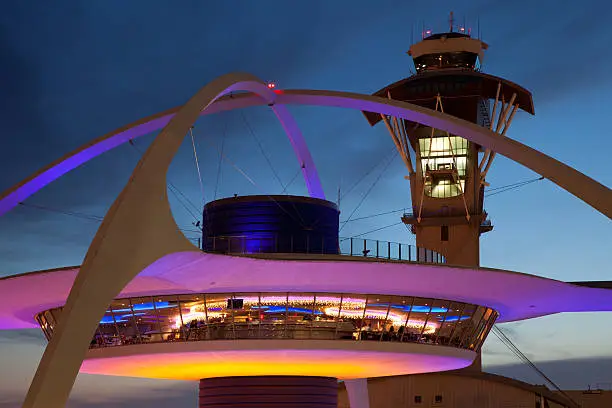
[202,195,339,255]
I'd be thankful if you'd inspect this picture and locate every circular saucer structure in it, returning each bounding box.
[0,68,610,408]
[2,252,612,383]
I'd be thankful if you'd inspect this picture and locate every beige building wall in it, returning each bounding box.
[339,372,576,408]
[557,390,612,408]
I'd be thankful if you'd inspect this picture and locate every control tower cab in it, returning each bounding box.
[410,31,487,73]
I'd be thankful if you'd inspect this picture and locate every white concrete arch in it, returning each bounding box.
[4,73,610,407]
[1,91,610,219]
[21,74,312,408]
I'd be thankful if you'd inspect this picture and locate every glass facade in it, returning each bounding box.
[418,136,469,199]
[413,52,478,73]
[37,293,497,352]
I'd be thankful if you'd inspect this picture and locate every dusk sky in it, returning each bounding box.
[1,1,611,406]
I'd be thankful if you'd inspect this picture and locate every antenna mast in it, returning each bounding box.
[449,11,454,32]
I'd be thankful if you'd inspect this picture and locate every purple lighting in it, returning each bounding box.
[0,88,609,218]
[3,251,612,330]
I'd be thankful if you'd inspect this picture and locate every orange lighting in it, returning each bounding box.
[81,344,473,380]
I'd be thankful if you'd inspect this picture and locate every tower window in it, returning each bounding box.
[435,395,443,403]
[414,395,422,404]
[441,225,449,241]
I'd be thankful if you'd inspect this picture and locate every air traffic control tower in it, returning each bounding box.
[364,17,534,266]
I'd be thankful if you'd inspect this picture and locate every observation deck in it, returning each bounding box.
[36,292,490,380]
[37,293,495,353]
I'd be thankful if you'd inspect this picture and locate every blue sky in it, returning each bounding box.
[0,0,611,405]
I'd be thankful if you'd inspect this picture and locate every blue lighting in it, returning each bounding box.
[108,301,174,313]
[369,304,448,313]
[444,316,471,322]
[260,306,323,315]
[100,316,127,324]
[100,312,154,324]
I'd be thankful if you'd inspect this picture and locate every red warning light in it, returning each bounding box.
[267,82,276,89]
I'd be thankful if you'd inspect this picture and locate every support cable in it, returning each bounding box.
[280,165,304,195]
[339,151,398,232]
[189,127,206,204]
[437,95,471,221]
[341,147,397,201]
[237,111,309,227]
[486,176,544,197]
[340,177,542,222]
[240,110,286,192]
[167,184,202,222]
[214,117,228,200]
[341,208,406,223]
[16,202,201,235]
[202,137,307,228]
[417,96,442,223]
[128,139,201,224]
[492,326,579,407]
[342,221,404,239]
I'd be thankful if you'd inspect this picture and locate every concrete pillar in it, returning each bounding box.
[344,378,370,408]
[199,376,337,407]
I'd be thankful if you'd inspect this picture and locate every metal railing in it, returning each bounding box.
[188,235,445,264]
[339,237,444,263]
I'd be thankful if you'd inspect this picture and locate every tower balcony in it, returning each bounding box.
[401,212,493,234]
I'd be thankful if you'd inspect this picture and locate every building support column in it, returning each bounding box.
[344,378,370,408]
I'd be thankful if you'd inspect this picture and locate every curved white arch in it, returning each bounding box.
[1,91,610,219]
[22,74,308,408]
[10,73,612,407]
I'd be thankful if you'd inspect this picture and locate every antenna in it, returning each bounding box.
[478,16,481,39]
[449,11,454,32]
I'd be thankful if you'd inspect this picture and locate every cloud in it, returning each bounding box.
[0,330,46,345]
[485,356,612,390]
